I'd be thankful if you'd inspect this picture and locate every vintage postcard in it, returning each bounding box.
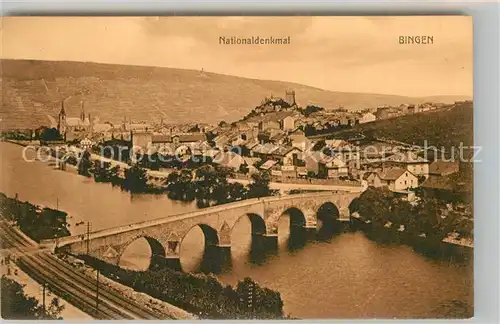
[0,16,473,320]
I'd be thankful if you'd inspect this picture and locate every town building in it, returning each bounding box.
[305,151,348,179]
[57,101,93,141]
[324,139,360,170]
[131,131,207,156]
[373,167,419,191]
[428,160,460,176]
[271,146,303,166]
[359,112,376,124]
[213,151,245,170]
[384,151,430,179]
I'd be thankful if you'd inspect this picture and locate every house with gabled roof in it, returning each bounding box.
[271,145,303,166]
[384,151,429,179]
[305,151,348,179]
[373,167,419,191]
[213,151,245,171]
[428,160,459,176]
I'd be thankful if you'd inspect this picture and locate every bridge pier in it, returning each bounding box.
[248,233,278,265]
[147,254,181,271]
[201,244,232,273]
[303,225,318,241]
[255,233,278,251]
[164,257,182,272]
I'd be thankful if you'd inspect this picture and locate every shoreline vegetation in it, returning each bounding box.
[64,149,278,208]
[76,254,286,320]
[349,187,473,259]
[0,141,472,319]
[0,193,70,243]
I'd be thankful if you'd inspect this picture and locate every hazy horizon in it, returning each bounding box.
[1,57,473,99]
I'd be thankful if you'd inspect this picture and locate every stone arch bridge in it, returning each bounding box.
[49,191,359,270]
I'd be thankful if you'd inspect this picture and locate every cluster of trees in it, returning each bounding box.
[166,165,276,208]
[66,150,276,204]
[297,105,324,117]
[0,193,70,242]
[78,255,284,319]
[135,153,206,171]
[0,130,33,141]
[242,98,293,120]
[349,187,473,242]
[38,127,63,142]
[0,126,63,142]
[1,276,64,319]
[303,122,354,137]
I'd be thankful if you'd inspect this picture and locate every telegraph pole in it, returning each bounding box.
[96,269,100,311]
[42,282,47,317]
[86,222,92,255]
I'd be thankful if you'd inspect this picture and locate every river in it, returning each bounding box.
[0,142,473,319]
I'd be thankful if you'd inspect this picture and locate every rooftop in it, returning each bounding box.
[377,167,409,181]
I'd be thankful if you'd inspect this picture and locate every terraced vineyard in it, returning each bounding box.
[0,59,471,130]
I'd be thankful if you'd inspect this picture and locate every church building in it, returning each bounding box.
[57,100,93,142]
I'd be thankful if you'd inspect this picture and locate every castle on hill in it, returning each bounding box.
[255,90,298,115]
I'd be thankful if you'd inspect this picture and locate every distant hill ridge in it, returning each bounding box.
[0,59,471,130]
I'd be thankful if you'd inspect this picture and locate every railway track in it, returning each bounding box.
[0,222,165,320]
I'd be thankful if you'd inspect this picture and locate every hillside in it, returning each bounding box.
[0,59,471,130]
[329,102,474,158]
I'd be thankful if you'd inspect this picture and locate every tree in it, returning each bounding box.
[122,165,148,193]
[39,127,63,142]
[390,199,413,228]
[77,150,92,177]
[91,161,112,183]
[165,169,195,201]
[194,165,234,206]
[109,165,122,186]
[247,171,274,198]
[235,277,284,319]
[227,182,248,202]
[408,198,446,239]
[1,276,64,319]
[299,105,324,117]
[355,187,393,225]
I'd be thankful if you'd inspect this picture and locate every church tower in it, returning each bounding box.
[57,100,67,138]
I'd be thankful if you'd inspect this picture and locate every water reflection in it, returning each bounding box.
[177,213,347,275]
[1,142,474,319]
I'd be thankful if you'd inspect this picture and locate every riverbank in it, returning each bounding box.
[76,254,286,320]
[350,217,473,262]
[3,139,362,193]
[0,141,473,319]
[0,193,70,242]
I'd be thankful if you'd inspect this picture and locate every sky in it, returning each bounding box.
[0,16,473,97]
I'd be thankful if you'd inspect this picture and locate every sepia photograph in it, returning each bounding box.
[0,16,473,320]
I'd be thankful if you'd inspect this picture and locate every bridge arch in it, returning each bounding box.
[282,207,307,227]
[181,223,220,247]
[231,213,267,236]
[117,235,166,270]
[179,223,226,273]
[317,201,341,222]
[316,201,341,240]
